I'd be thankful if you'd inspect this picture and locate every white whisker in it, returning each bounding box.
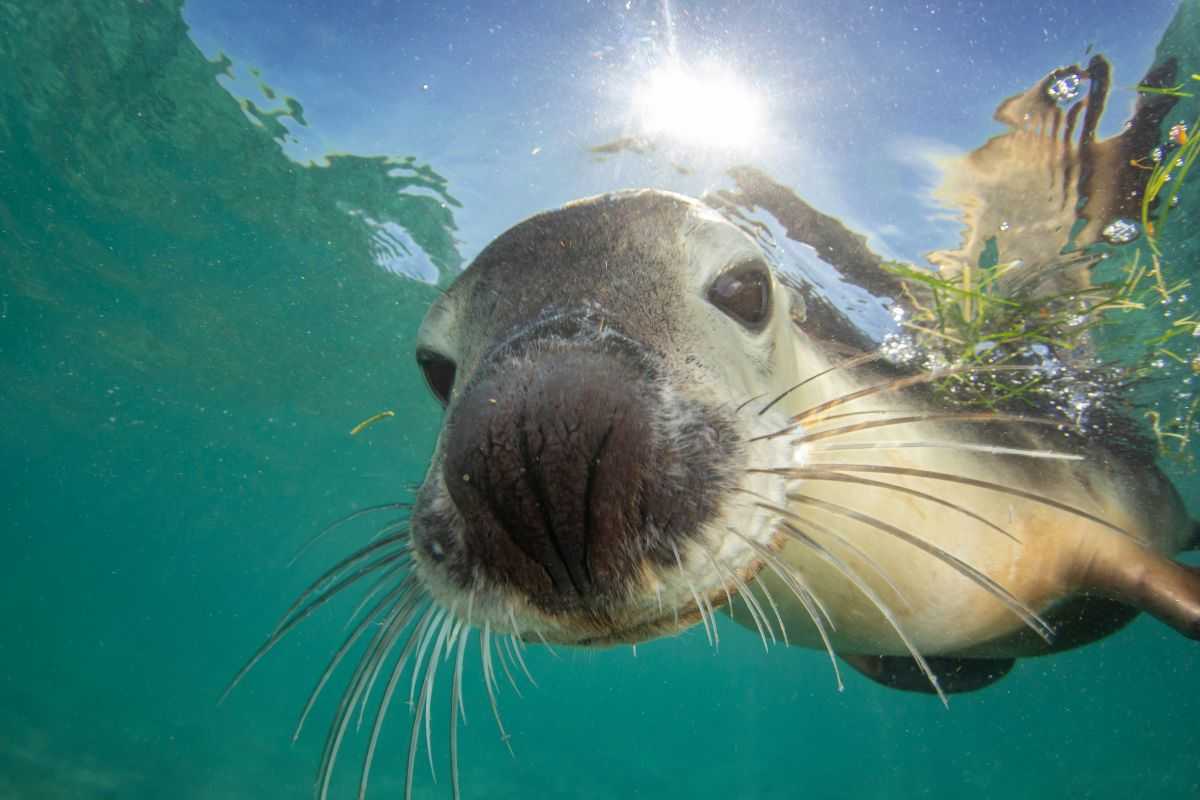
[780,523,947,706]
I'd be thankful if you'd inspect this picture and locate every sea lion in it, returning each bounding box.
[225,61,1200,800]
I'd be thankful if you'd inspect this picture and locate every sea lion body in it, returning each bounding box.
[226,188,1200,800]
[408,189,1199,676]
[736,357,1193,659]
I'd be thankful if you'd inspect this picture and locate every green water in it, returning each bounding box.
[1,1,1197,798]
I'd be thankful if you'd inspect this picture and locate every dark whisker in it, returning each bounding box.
[789,462,1136,540]
[789,492,1055,643]
[772,365,1042,438]
[735,392,768,414]
[746,469,1019,543]
[810,441,1083,461]
[783,411,1073,446]
[757,351,886,417]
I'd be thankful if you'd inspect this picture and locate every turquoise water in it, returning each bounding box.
[1,1,1198,798]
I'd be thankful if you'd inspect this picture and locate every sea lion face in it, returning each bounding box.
[409,190,796,644]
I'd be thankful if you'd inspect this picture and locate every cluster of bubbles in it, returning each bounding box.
[1101,218,1140,245]
[1046,72,1083,106]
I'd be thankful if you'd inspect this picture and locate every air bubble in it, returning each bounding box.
[1047,73,1082,106]
[1101,218,1140,245]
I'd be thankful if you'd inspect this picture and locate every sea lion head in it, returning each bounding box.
[409,190,800,645]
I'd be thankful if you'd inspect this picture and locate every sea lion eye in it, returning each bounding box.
[707,261,771,328]
[416,348,456,406]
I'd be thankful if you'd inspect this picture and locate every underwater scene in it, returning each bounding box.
[2,0,1199,798]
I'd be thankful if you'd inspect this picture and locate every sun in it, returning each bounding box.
[632,61,767,153]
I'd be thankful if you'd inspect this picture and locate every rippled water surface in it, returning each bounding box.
[2,1,1198,798]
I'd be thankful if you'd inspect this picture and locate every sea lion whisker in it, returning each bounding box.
[312,588,425,764]
[422,618,458,782]
[787,462,1137,541]
[700,547,737,624]
[734,392,768,414]
[307,585,420,743]
[809,441,1084,461]
[531,627,560,657]
[423,612,456,783]
[672,542,715,648]
[753,407,1066,445]
[757,351,887,417]
[729,531,843,691]
[219,553,411,705]
[409,606,449,708]
[355,604,439,800]
[347,560,413,629]
[776,522,947,706]
[506,606,524,646]
[367,516,412,545]
[274,538,413,636]
[788,492,1056,643]
[711,539,774,650]
[746,470,1020,544]
[764,364,1043,438]
[493,633,523,698]
[737,552,791,646]
[745,498,914,610]
[450,622,470,800]
[402,610,450,800]
[506,634,539,688]
[356,585,426,730]
[288,501,412,566]
[784,411,1074,445]
[480,623,514,754]
[316,594,430,799]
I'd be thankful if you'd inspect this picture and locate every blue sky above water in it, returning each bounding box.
[183,0,1181,265]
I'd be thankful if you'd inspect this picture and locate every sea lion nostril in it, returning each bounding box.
[443,348,653,603]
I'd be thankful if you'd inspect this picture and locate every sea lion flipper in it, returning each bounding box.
[1083,538,1200,641]
[842,654,1016,695]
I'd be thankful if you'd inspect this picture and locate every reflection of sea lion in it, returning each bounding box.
[228,62,1199,800]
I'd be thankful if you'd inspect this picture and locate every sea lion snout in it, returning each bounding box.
[443,346,657,605]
